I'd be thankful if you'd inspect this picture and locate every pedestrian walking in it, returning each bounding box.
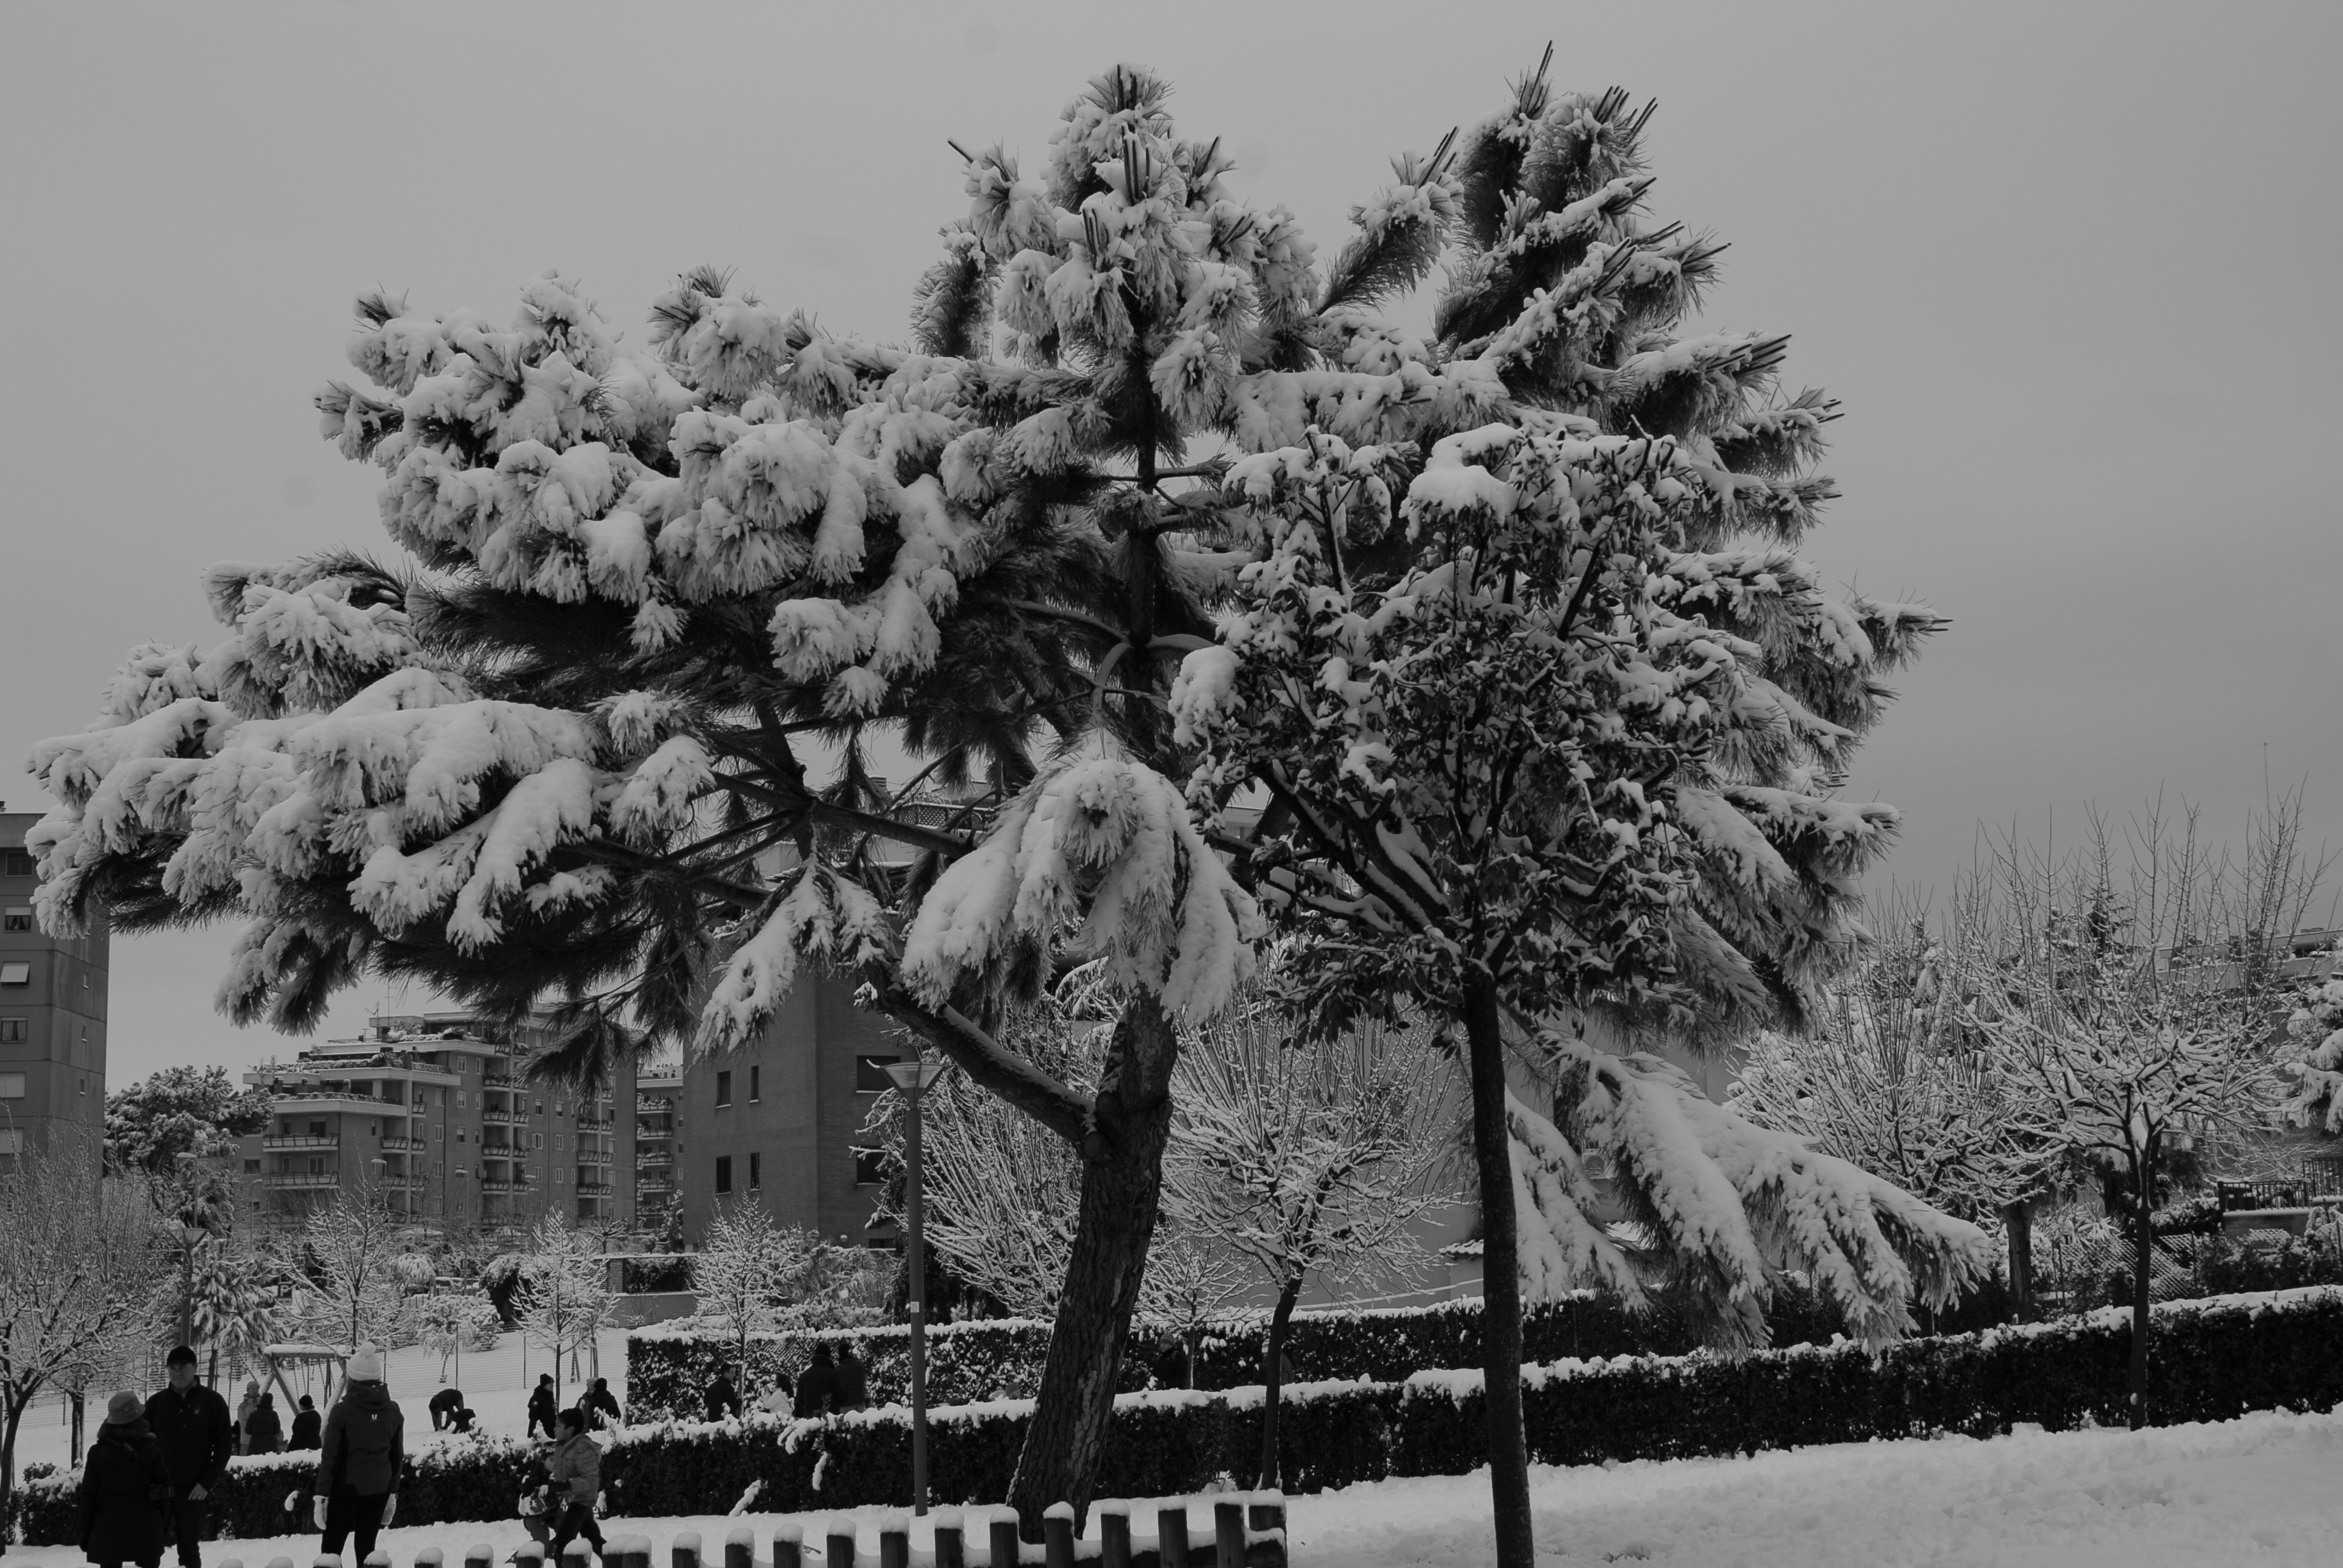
[243,1393,284,1455]
[545,1410,605,1563]
[525,1374,559,1440]
[833,1346,869,1412]
[312,1344,405,1564]
[790,1345,839,1419]
[702,1373,741,1423]
[232,1382,261,1456]
[581,1378,622,1432]
[144,1345,233,1568]
[79,1391,170,1568]
[427,1387,465,1432]
[288,1396,323,1452]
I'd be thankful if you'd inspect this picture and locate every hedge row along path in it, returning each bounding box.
[11,1287,2339,1544]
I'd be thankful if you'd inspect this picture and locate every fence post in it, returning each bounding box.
[315,1555,344,1568]
[264,1557,295,1568]
[826,1517,857,1568]
[1214,1500,1245,1568]
[1043,1504,1075,1568]
[364,1552,391,1568]
[878,1513,911,1568]
[773,1522,802,1568]
[415,1549,445,1568]
[673,1530,703,1568]
[988,1511,1021,1568]
[1247,1491,1286,1535]
[1098,1501,1132,1568]
[463,1546,493,1568]
[564,1543,595,1568]
[1156,1507,1190,1568]
[931,1508,965,1568]
[514,1546,546,1568]
[726,1526,756,1568]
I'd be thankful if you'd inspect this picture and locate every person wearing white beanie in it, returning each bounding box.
[313,1344,405,1563]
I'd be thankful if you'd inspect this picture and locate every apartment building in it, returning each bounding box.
[675,971,911,1248]
[0,811,108,1166]
[237,1009,636,1235]
[635,1063,681,1240]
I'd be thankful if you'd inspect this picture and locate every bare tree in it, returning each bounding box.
[517,1212,616,1405]
[1165,1011,1460,1486]
[690,1207,816,1393]
[0,1138,165,1525]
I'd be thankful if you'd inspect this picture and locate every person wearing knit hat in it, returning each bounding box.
[144,1346,233,1568]
[314,1343,405,1564]
[79,1391,169,1568]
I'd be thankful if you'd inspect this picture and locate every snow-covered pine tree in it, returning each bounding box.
[1168,54,1983,1566]
[2284,978,2343,1133]
[25,63,1488,1532]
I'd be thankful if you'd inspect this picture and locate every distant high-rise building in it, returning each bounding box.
[634,1063,681,1239]
[0,811,108,1165]
[236,1008,637,1235]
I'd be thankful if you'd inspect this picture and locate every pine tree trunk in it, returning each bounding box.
[1463,973,1536,1568]
[2003,1198,2034,1320]
[1006,994,1180,1538]
[2129,1150,2154,1431]
[1256,1277,1303,1489]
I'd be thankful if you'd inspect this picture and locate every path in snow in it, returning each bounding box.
[11,1406,2343,1565]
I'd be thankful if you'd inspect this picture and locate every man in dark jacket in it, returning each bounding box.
[703,1373,742,1423]
[526,1374,559,1439]
[243,1393,284,1455]
[313,1345,405,1564]
[80,1390,169,1568]
[833,1347,870,1411]
[581,1377,623,1431]
[145,1345,233,1568]
[427,1387,465,1431]
[790,1345,839,1418]
[289,1395,323,1451]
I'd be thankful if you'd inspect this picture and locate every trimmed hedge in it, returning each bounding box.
[14,1286,2339,1545]
[625,1279,2011,1419]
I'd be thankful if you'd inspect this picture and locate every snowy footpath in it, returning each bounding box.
[12,1407,2343,1566]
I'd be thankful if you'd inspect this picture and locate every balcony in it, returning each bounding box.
[636,1149,673,1169]
[637,1177,672,1195]
[264,1172,341,1190]
[482,1108,529,1128]
[378,1136,418,1152]
[575,1178,614,1194]
[481,1068,520,1088]
[479,1177,531,1194]
[267,1089,399,1110]
[574,1112,614,1130]
[263,1134,338,1151]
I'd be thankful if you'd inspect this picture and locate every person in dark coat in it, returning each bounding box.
[702,1373,742,1423]
[790,1345,839,1419]
[448,1404,477,1435]
[243,1393,284,1455]
[581,1378,623,1431]
[288,1396,323,1452]
[833,1346,869,1412]
[144,1345,234,1568]
[313,1345,405,1564]
[427,1387,465,1431]
[79,1391,170,1568]
[525,1374,559,1440]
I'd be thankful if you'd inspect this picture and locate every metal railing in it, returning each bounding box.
[263,1172,340,1189]
[262,1134,338,1151]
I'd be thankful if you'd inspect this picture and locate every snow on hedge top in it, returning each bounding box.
[903,753,1261,1021]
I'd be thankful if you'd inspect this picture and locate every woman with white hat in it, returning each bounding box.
[312,1344,405,1563]
[78,1391,170,1568]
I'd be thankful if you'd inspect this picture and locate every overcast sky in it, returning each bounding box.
[4,1,2338,1089]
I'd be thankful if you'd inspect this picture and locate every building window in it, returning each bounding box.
[2,908,30,932]
[853,1148,887,1186]
[434,1125,444,1142]
[456,1090,467,1109]
[532,1132,543,1149]
[749,1064,761,1103]
[0,1018,26,1043]
[0,963,28,987]
[0,1071,24,1099]
[715,1155,732,1194]
[854,1055,900,1092]
[1,849,34,877]
[243,1159,260,1174]
[78,1024,88,1044]
[749,1152,761,1190]
[715,1070,732,1106]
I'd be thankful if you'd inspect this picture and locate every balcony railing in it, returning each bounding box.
[378,1136,418,1152]
[482,1109,529,1128]
[575,1178,614,1194]
[479,1177,531,1194]
[636,1149,673,1168]
[263,1134,338,1151]
[574,1112,614,1129]
[264,1172,341,1190]
[269,1089,398,1107]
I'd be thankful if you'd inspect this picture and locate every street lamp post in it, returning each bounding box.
[881,1057,948,1515]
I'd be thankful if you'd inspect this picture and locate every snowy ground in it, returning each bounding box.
[9,1327,635,1475]
[15,1406,2343,1565]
